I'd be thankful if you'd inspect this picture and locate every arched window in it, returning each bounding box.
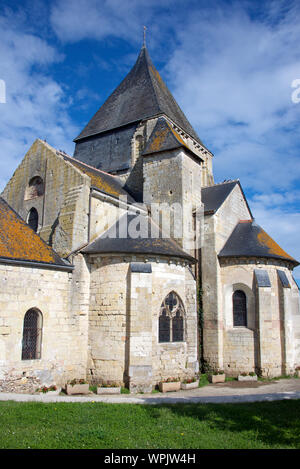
[21,308,43,360]
[27,207,39,232]
[233,290,247,327]
[24,176,44,200]
[159,292,185,343]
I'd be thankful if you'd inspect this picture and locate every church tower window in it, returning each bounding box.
[159,291,185,342]
[21,308,43,360]
[233,290,247,327]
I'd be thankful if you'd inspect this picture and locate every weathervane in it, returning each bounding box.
[143,26,147,48]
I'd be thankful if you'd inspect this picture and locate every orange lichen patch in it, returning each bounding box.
[145,119,191,155]
[63,155,130,200]
[147,127,170,152]
[149,65,166,90]
[0,198,63,265]
[257,228,295,262]
[168,124,190,149]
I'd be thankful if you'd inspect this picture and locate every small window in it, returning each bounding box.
[27,208,39,232]
[159,291,185,343]
[24,176,44,200]
[21,308,43,360]
[233,290,247,327]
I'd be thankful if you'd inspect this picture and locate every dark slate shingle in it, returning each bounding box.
[201,181,239,214]
[0,197,70,269]
[219,220,299,265]
[81,212,196,263]
[74,46,203,146]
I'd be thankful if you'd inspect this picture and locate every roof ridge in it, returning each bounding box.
[61,152,121,179]
[202,179,239,189]
[143,47,163,116]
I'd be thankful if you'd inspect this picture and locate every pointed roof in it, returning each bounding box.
[74,46,203,145]
[218,220,299,265]
[81,212,196,263]
[0,197,72,270]
[142,117,203,159]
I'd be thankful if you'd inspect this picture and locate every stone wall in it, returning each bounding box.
[151,261,198,383]
[220,259,300,377]
[0,259,89,392]
[201,183,252,371]
[87,255,198,391]
[89,195,128,243]
[73,124,138,173]
[88,256,128,385]
[1,139,90,257]
[143,149,202,254]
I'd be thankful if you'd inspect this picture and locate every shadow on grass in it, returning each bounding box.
[143,399,300,448]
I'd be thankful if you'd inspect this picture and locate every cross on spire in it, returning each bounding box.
[143,26,147,48]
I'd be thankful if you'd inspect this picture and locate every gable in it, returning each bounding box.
[142,117,204,161]
[202,180,252,216]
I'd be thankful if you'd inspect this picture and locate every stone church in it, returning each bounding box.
[0,45,300,392]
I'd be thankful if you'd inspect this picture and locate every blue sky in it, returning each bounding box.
[0,0,300,281]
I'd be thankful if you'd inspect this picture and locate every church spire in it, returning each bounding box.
[74,43,203,146]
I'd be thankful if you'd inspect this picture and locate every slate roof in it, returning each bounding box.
[142,117,203,158]
[74,46,203,145]
[218,220,299,265]
[81,212,196,263]
[0,197,71,269]
[61,153,136,204]
[201,180,253,217]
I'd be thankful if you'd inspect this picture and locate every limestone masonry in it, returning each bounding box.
[0,45,299,393]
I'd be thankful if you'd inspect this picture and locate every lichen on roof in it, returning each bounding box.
[61,153,135,203]
[142,117,193,156]
[218,220,299,265]
[0,197,67,267]
[257,228,295,262]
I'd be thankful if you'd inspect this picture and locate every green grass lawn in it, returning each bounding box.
[0,400,300,449]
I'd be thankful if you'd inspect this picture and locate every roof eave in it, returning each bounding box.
[218,253,299,267]
[82,250,197,264]
[0,256,74,272]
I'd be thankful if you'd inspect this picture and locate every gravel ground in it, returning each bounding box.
[0,379,300,404]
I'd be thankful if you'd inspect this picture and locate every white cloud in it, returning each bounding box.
[249,194,300,279]
[0,12,77,191]
[50,0,174,46]
[159,2,300,277]
[164,3,300,192]
[1,0,299,280]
